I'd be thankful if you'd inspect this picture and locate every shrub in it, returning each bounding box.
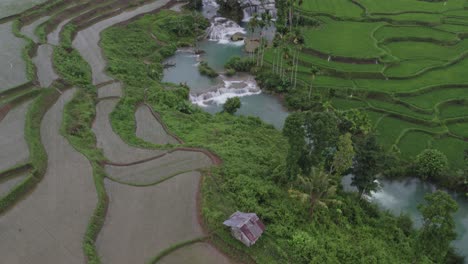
[255,71,291,93]
[223,97,241,114]
[198,61,218,78]
[415,149,448,180]
[224,56,255,72]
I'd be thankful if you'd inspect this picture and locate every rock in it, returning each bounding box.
[231,32,245,41]
[244,37,260,53]
[194,49,206,55]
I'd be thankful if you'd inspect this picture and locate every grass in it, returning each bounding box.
[383,59,445,77]
[373,25,458,42]
[358,0,466,14]
[375,13,443,24]
[297,0,363,18]
[439,101,468,119]
[399,87,468,110]
[448,122,468,138]
[302,19,386,59]
[373,115,445,150]
[266,0,468,173]
[385,40,468,61]
[432,136,468,168]
[397,130,433,158]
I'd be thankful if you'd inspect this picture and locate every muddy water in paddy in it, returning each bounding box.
[20,16,50,43]
[0,100,31,172]
[159,242,234,264]
[0,0,48,19]
[97,82,122,98]
[0,173,27,198]
[93,99,166,163]
[105,150,212,185]
[47,17,72,45]
[0,89,97,264]
[135,104,179,145]
[33,44,58,87]
[0,22,28,91]
[97,172,205,264]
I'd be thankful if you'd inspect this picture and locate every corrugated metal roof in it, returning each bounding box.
[223,211,265,242]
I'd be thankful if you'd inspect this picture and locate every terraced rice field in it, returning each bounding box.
[280,0,468,168]
[0,89,97,263]
[0,0,48,19]
[0,0,232,263]
[0,22,28,91]
[0,100,31,172]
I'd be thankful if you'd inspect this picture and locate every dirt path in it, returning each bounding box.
[72,0,172,85]
[0,22,27,91]
[0,100,31,172]
[135,104,180,145]
[33,44,58,87]
[0,88,97,263]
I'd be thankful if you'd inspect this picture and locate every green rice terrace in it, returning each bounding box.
[0,0,468,263]
[266,0,468,170]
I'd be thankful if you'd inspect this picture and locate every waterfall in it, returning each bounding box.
[190,77,261,106]
[207,17,246,44]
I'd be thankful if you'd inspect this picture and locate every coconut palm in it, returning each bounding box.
[290,167,336,218]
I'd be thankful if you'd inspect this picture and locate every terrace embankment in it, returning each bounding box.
[0,88,97,263]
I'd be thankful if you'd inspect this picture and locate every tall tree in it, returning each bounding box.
[330,133,354,178]
[351,134,382,197]
[283,112,306,183]
[416,191,459,263]
[303,111,340,169]
[292,167,336,218]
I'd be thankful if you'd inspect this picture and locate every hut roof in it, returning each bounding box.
[223,211,265,243]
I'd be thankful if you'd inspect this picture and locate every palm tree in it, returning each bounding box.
[287,0,303,31]
[308,68,318,99]
[290,167,336,218]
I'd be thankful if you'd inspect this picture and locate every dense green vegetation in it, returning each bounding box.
[264,0,468,192]
[96,9,462,263]
[198,61,218,77]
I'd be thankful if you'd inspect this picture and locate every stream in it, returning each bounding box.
[162,0,288,129]
[162,0,468,260]
[343,175,468,259]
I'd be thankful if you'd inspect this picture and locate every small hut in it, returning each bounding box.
[223,211,265,247]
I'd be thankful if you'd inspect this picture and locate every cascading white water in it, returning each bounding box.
[190,76,261,106]
[238,0,277,21]
[208,17,246,44]
[202,0,219,19]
